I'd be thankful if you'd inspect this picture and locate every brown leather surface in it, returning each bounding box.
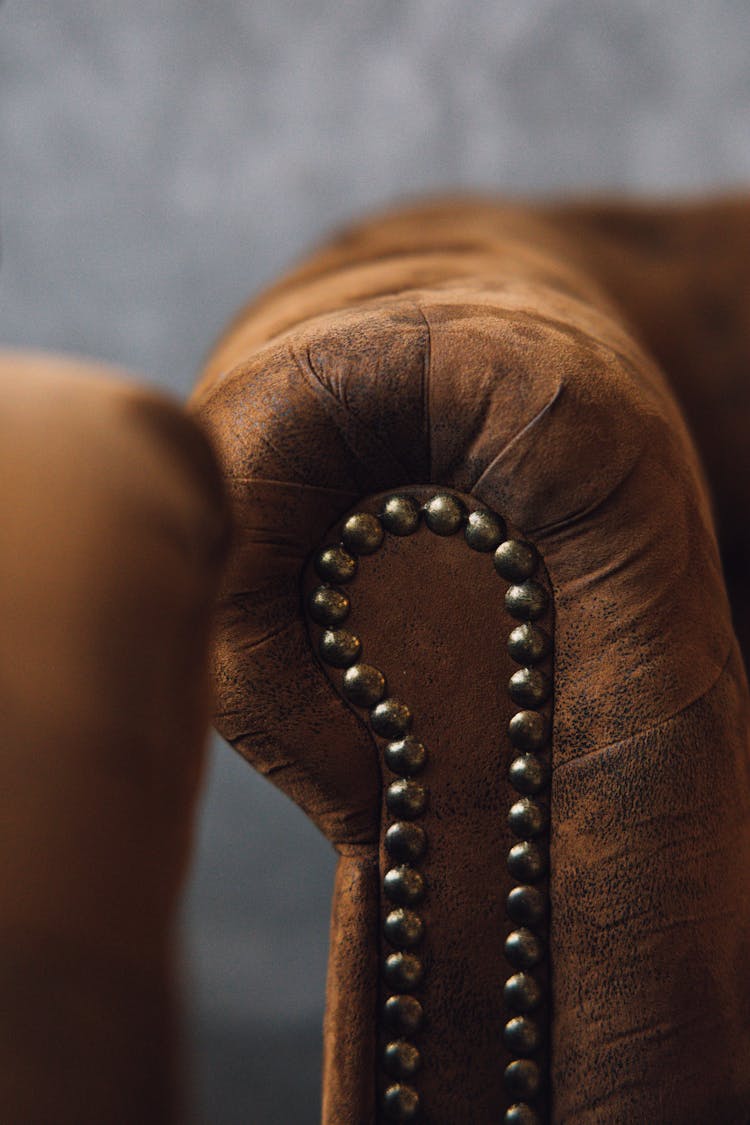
[322,853,379,1125]
[302,490,554,1123]
[198,194,750,660]
[543,197,750,665]
[0,352,227,1124]
[191,198,750,1121]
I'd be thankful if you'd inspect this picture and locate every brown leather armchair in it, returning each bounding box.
[3,197,749,1125]
[189,196,750,1123]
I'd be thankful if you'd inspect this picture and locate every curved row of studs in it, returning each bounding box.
[309,492,552,1125]
[311,496,428,1123]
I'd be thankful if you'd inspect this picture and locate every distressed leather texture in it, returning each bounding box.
[0,353,227,1124]
[300,490,555,1123]
[190,198,750,1122]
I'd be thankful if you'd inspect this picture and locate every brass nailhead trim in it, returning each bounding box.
[310,494,553,1121]
[318,628,361,668]
[506,1099,542,1125]
[383,993,424,1035]
[501,536,552,1121]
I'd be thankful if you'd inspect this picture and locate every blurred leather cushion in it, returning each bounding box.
[0,351,227,1124]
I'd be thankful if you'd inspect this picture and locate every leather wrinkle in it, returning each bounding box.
[525,446,642,540]
[236,355,311,484]
[222,614,293,647]
[224,595,382,844]
[553,640,736,774]
[473,379,565,502]
[218,476,359,496]
[292,340,415,484]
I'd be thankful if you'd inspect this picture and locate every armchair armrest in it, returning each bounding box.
[0,352,227,1124]
[191,200,750,1123]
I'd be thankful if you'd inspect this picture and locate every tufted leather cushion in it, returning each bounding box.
[191,199,750,1122]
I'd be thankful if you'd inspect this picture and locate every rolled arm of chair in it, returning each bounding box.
[0,353,228,1125]
[191,204,750,1123]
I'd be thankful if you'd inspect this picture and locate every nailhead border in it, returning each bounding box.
[309,492,553,1125]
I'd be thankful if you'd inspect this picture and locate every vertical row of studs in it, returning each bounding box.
[309,491,553,1124]
[376,506,429,1121]
[497,540,552,1125]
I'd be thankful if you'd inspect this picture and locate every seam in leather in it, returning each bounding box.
[412,300,433,481]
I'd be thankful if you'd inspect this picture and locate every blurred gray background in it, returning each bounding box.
[1,2,748,1121]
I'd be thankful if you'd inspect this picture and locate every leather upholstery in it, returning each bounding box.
[302,490,555,1122]
[191,199,750,1121]
[0,352,227,1124]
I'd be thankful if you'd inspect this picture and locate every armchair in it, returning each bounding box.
[190,196,750,1123]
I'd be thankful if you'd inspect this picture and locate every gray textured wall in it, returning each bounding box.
[1,3,749,1122]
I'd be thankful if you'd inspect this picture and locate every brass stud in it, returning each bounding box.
[385,822,427,863]
[371,698,413,738]
[505,582,549,622]
[384,908,424,947]
[509,668,552,709]
[342,663,386,706]
[308,585,350,626]
[505,1103,541,1125]
[386,779,427,819]
[465,508,506,552]
[423,492,465,535]
[504,1058,542,1099]
[507,885,546,927]
[383,994,424,1036]
[504,932,544,973]
[494,540,538,582]
[384,737,427,777]
[383,951,424,990]
[382,1083,420,1122]
[508,710,548,752]
[383,1039,421,1079]
[507,623,551,665]
[381,495,422,537]
[508,798,548,839]
[509,754,551,796]
[384,866,425,906]
[507,841,547,881]
[319,628,361,668]
[504,970,543,1012]
[341,511,384,555]
[314,544,357,584]
[504,1016,542,1055]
